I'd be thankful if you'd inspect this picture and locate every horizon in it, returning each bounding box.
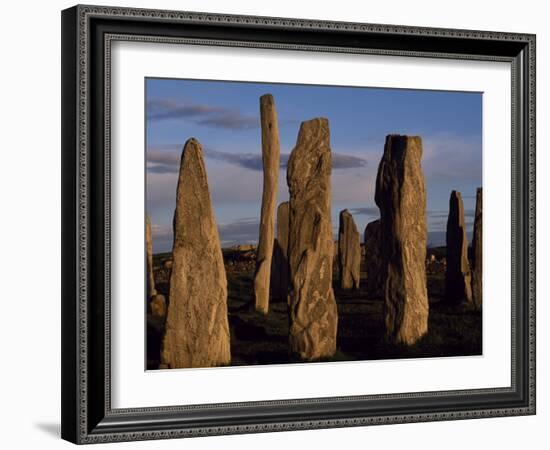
[146,78,482,253]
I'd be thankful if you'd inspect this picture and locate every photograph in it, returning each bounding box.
[145,78,483,370]
[58,3,536,444]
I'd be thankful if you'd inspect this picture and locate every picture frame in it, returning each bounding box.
[61,4,536,444]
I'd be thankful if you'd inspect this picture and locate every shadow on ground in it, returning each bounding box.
[147,250,482,369]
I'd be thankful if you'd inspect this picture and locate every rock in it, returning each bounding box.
[287,118,338,360]
[150,293,166,319]
[271,201,290,300]
[338,209,361,290]
[364,219,383,297]
[471,187,482,309]
[145,215,157,298]
[445,190,473,305]
[254,94,281,314]
[161,138,231,368]
[375,135,429,345]
[234,244,256,252]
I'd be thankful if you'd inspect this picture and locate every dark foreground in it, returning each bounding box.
[147,248,481,369]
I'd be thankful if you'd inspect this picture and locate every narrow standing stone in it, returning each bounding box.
[287,118,338,360]
[445,190,473,305]
[271,201,290,300]
[146,215,157,298]
[161,138,231,368]
[471,187,482,309]
[375,135,429,345]
[254,94,281,314]
[364,219,383,297]
[338,209,361,290]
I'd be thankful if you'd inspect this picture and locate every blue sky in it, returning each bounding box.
[146,78,482,253]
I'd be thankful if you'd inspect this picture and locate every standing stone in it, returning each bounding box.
[150,293,166,319]
[254,94,281,314]
[271,201,290,300]
[364,219,383,297]
[375,135,429,345]
[445,190,473,305]
[287,118,338,360]
[145,215,157,298]
[161,138,231,368]
[471,187,482,309]
[338,209,361,290]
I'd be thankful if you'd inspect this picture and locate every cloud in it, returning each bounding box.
[218,218,260,246]
[422,133,482,183]
[427,209,475,219]
[147,147,368,174]
[151,223,172,238]
[147,99,259,130]
[150,218,260,251]
[150,223,173,254]
[205,149,266,171]
[427,209,475,232]
[146,163,264,215]
[348,206,379,216]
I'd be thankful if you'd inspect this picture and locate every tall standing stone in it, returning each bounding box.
[254,94,281,314]
[445,190,473,305]
[146,215,157,298]
[375,135,429,345]
[161,138,231,368]
[471,187,482,309]
[271,201,290,300]
[364,219,383,297]
[338,209,361,290]
[287,118,338,360]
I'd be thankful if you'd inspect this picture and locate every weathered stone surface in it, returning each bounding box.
[234,244,256,252]
[287,118,338,360]
[254,94,281,314]
[364,219,383,297]
[161,138,231,368]
[445,190,473,305]
[338,209,361,290]
[146,215,157,298]
[471,187,482,309]
[150,293,166,319]
[375,135,429,345]
[271,201,290,300]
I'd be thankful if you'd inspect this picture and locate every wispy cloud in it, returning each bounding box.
[218,218,259,245]
[150,218,260,252]
[147,147,368,174]
[427,209,475,219]
[147,99,259,130]
[348,206,379,216]
[422,133,482,183]
[151,223,172,238]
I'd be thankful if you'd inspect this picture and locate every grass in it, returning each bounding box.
[147,251,482,369]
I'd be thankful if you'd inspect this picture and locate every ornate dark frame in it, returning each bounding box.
[61,4,536,444]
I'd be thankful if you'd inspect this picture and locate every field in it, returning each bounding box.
[147,247,482,369]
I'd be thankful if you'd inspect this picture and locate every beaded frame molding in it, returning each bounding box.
[61,4,536,444]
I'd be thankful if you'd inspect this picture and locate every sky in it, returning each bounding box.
[146,78,482,253]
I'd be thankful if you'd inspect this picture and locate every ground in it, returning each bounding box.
[147,248,481,369]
